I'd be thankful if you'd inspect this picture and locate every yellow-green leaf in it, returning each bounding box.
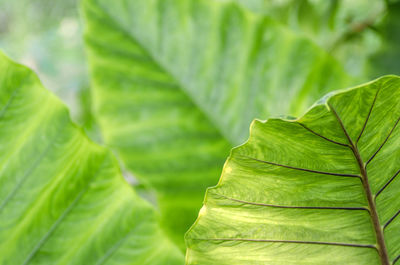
[187,76,400,265]
[0,52,183,265]
[82,0,354,249]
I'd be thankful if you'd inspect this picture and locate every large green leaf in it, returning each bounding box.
[186,76,400,264]
[227,0,386,78]
[0,52,183,264]
[82,0,354,249]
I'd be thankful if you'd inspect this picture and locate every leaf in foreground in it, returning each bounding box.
[186,76,400,265]
[82,0,353,248]
[0,53,183,264]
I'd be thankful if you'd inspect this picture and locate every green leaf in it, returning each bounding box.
[229,0,386,78]
[186,75,400,264]
[82,0,353,249]
[0,52,183,264]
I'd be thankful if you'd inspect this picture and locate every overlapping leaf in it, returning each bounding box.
[228,0,386,78]
[186,76,400,264]
[82,0,354,248]
[0,53,183,264]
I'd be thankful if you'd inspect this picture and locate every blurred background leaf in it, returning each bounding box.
[218,0,386,77]
[0,0,97,137]
[368,1,400,77]
[82,0,355,251]
[1,0,393,133]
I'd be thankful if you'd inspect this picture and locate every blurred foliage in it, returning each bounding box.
[218,0,387,77]
[0,0,94,133]
[369,1,400,77]
[0,0,397,133]
[0,0,398,261]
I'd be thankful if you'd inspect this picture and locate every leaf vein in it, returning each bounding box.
[21,155,109,265]
[241,155,360,178]
[393,254,400,265]
[296,122,349,147]
[356,88,380,144]
[375,169,400,199]
[0,118,68,214]
[328,103,390,264]
[215,193,368,211]
[88,0,234,145]
[366,116,400,166]
[383,209,400,229]
[192,238,377,249]
[0,88,18,120]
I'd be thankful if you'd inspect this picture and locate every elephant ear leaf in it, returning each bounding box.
[0,53,183,264]
[82,0,352,249]
[186,75,400,265]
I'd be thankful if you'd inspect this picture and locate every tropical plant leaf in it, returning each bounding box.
[0,52,183,264]
[227,0,386,78]
[186,75,400,265]
[82,0,354,249]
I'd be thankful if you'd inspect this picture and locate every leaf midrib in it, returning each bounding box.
[328,103,390,265]
[20,154,109,265]
[91,0,235,146]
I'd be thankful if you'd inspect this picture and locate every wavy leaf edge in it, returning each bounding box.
[185,74,400,265]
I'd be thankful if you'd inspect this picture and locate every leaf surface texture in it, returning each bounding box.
[0,53,183,265]
[83,0,353,248]
[186,76,400,265]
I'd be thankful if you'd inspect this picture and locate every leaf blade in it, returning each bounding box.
[83,0,354,249]
[186,75,400,264]
[0,52,183,265]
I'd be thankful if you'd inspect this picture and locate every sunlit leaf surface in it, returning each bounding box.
[187,76,400,265]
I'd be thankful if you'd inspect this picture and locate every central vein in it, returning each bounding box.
[351,143,389,265]
[329,104,390,265]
